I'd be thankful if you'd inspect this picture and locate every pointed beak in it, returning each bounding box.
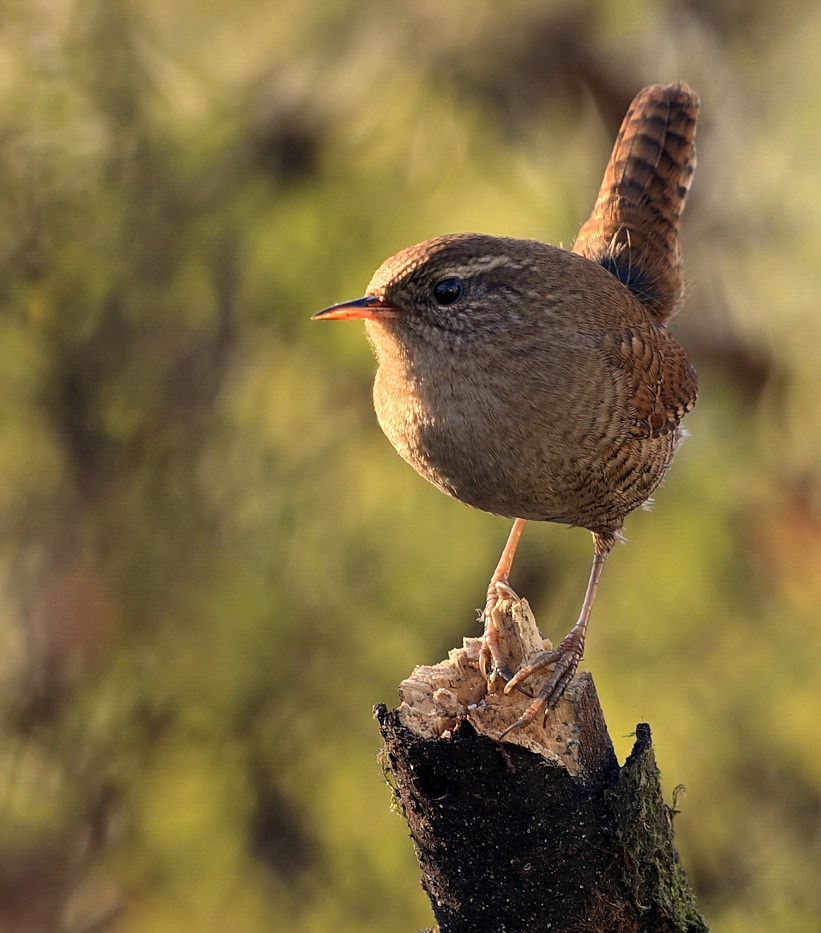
[312,296,400,321]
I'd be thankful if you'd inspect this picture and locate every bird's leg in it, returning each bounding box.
[500,531,616,734]
[478,518,527,683]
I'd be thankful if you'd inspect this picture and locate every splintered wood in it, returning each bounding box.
[396,584,596,774]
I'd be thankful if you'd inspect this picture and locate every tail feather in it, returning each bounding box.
[573,82,699,322]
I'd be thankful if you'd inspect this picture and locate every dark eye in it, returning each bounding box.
[432,277,463,305]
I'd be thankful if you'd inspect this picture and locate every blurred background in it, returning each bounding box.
[1,0,820,930]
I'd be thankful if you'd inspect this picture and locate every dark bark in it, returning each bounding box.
[375,590,708,933]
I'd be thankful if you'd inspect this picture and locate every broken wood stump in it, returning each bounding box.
[375,588,708,933]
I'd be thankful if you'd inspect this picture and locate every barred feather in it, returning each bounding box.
[573,83,699,322]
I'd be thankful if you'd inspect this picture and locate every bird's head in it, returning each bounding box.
[313,233,560,351]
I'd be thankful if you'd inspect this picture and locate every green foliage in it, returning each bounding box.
[1,1,820,930]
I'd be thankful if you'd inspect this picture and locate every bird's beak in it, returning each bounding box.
[312,296,400,321]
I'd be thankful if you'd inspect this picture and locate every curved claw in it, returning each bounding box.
[479,642,514,685]
[478,640,492,682]
[497,634,585,739]
[498,712,535,741]
[503,647,563,694]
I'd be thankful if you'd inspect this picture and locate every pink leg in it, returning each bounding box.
[499,532,615,737]
[478,518,527,682]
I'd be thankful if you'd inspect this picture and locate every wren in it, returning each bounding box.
[315,83,699,728]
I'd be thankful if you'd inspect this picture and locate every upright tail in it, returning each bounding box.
[573,82,699,323]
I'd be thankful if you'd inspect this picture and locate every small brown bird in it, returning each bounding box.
[315,83,699,724]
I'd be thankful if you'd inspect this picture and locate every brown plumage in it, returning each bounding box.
[574,82,698,321]
[314,83,699,728]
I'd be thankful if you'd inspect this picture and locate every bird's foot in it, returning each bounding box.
[497,631,585,738]
[478,582,520,687]
[478,584,535,699]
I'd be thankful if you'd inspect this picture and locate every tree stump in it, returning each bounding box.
[375,588,708,933]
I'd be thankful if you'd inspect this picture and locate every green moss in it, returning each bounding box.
[606,725,709,933]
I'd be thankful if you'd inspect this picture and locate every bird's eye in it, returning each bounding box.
[432,277,463,305]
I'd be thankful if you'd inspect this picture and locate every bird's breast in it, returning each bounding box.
[368,318,679,530]
[373,343,585,521]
